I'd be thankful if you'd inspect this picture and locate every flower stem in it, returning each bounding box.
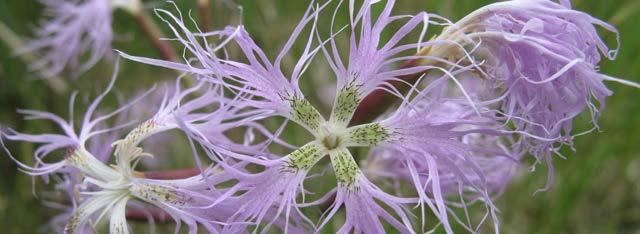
[198,0,212,32]
[126,206,172,222]
[132,9,178,62]
[138,167,203,179]
[350,37,466,125]
[350,59,422,125]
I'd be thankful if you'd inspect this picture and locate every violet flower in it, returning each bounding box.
[20,0,140,78]
[398,0,640,194]
[423,0,639,179]
[119,2,328,133]
[0,61,259,233]
[361,79,521,232]
[118,0,508,232]
[5,0,633,233]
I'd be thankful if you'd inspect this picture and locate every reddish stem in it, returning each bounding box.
[126,206,172,222]
[141,168,203,180]
[133,10,178,62]
[349,59,423,125]
[198,0,212,32]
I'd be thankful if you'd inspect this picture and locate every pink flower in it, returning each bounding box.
[21,0,115,78]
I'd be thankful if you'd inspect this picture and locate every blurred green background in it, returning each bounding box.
[1,0,639,233]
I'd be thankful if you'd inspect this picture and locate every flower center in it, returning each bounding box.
[317,122,346,151]
[322,133,342,150]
